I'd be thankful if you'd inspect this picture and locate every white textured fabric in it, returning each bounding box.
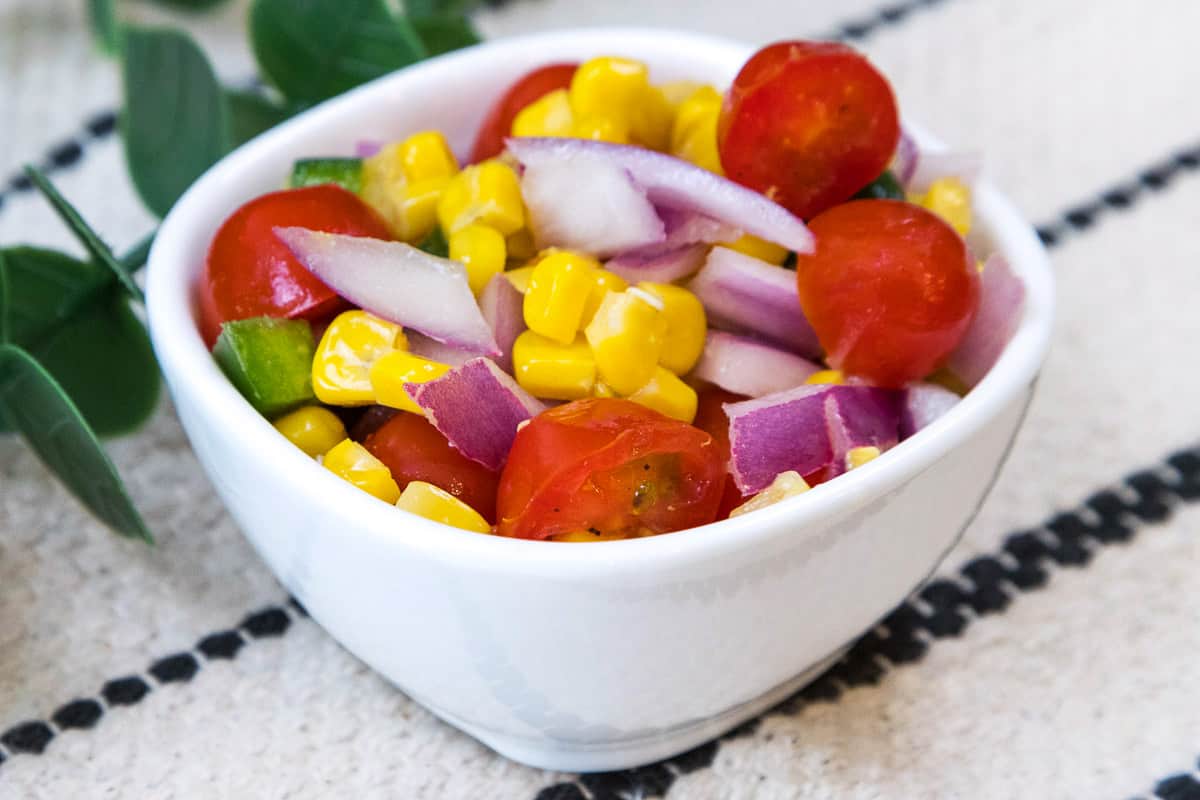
[2,0,1199,798]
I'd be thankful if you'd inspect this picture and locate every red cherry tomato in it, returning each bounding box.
[496,398,724,540]
[199,185,391,347]
[469,63,579,163]
[693,387,749,519]
[364,412,499,523]
[718,41,900,219]
[794,200,980,388]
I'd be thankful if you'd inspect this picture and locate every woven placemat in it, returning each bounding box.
[2,0,1199,797]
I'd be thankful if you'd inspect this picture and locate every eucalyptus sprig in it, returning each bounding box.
[0,0,483,541]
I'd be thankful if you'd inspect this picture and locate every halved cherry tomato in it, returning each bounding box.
[364,412,499,523]
[718,41,900,219]
[794,199,979,388]
[199,185,391,347]
[693,387,748,519]
[496,398,724,540]
[468,62,579,163]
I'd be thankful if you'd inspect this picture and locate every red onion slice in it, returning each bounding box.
[479,274,526,374]
[892,129,919,186]
[355,140,382,158]
[407,357,545,471]
[656,206,741,247]
[824,386,902,477]
[506,137,813,254]
[907,149,983,194]
[407,332,476,367]
[899,383,960,438]
[275,226,500,356]
[687,247,822,358]
[606,244,708,284]
[691,331,820,398]
[946,253,1026,387]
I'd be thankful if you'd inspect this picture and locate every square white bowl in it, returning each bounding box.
[146,28,1054,772]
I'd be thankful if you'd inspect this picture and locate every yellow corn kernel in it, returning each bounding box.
[449,223,507,295]
[670,86,723,173]
[637,282,707,374]
[581,269,629,327]
[584,288,667,396]
[512,88,575,138]
[369,350,451,413]
[846,446,882,470]
[914,177,972,236]
[512,330,596,400]
[671,86,722,143]
[630,86,674,151]
[323,439,400,503]
[524,250,601,344]
[396,481,491,533]
[805,369,845,386]
[506,228,537,262]
[360,133,459,243]
[571,115,630,144]
[729,471,810,517]
[724,234,789,265]
[570,57,671,151]
[437,160,526,236]
[312,311,408,406]
[504,265,535,293]
[393,176,449,243]
[659,80,704,109]
[273,406,347,458]
[627,366,698,423]
[593,381,616,398]
[397,131,458,183]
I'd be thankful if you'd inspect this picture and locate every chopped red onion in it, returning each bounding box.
[407,332,475,367]
[892,129,919,186]
[691,331,820,398]
[407,358,545,471]
[355,140,382,158]
[824,387,902,477]
[606,244,708,284]
[479,274,526,374]
[899,383,960,438]
[656,206,741,247]
[506,137,813,254]
[946,253,1026,387]
[275,227,500,356]
[687,247,822,358]
[907,149,983,194]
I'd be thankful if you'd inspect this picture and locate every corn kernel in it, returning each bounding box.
[512,330,596,400]
[659,80,704,108]
[369,350,451,413]
[323,439,400,503]
[571,115,630,144]
[593,381,616,398]
[671,85,722,142]
[397,131,458,183]
[630,86,674,151]
[273,406,347,458]
[914,177,972,236]
[581,269,629,327]
[584,288,666,396]
[670,86,723,173]
[504,265,535,293]
[361,133,459,243]
[512,88,575,138]
[396,481,491,533]
[805,369,845,386]
[729,471,809,517]
[506,228,537,262]
[437,160,525,236]
[449,223,507,295]
[637,282,707,374]
[312,311,408,406]
[393,176,449,243]
[724,234,789,265]
[570,57,671,150]
[846,446,881,470]
[627,366,698,423]
[524,250,601,344]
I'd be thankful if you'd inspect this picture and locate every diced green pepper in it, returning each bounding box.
[213,317,316,418]
[417,225,450,258]
[288,158,364,194]
[853,170,905,200]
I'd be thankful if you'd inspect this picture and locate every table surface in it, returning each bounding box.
[2,0,1199,797]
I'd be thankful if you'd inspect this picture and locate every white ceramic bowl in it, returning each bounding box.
[146,28,1054,772]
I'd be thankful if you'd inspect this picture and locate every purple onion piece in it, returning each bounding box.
[946,253,1026,387]
[606,244,708,284]
[478,274,526,374]
[899,383,960,439]
[690,331,820,398]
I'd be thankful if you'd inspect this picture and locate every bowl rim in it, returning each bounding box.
[146,27,1055,579]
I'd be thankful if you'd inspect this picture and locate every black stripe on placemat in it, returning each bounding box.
[0,111,117,212]
[1128,759,1200,800]
[0,602,305,765]
[533,446,1200,800]
[824,0,957,42]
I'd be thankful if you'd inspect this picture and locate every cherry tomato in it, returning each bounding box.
[468,63,579,163]
[718,41,900,220]
[496,398,724,540]
[693,387,749,519]
[794,199,979,388]
[364,412,499,522]
[199,185,391,346]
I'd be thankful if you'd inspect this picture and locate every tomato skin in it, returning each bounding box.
[718,41,900,220]
[199,185,391,346]
[693,387,748,519]
[469,63,579,163]
[496,398,724,540]
[794,199,980,388]
[364,412,499,522]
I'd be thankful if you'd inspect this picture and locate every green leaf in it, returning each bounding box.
[404,0,481,16]
[412,14,480,56]
[0,247,112,345]
[120,231,157,273]
[148,0,232,10]
[250,0,428,105]
[0,344,152,542]
[23,166,144,302]
[121,26,231,217]
[226,88,297,146]
[89,0,121,55]
[0,251,10,345]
